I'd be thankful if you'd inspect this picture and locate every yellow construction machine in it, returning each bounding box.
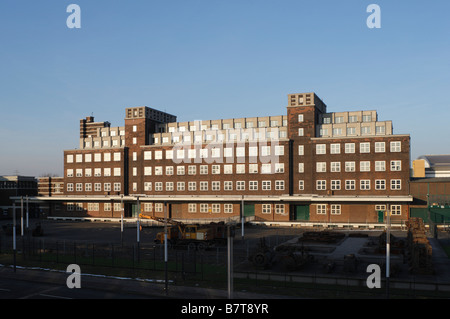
[139,214,227,250]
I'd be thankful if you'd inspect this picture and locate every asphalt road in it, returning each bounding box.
[0,276,150,299]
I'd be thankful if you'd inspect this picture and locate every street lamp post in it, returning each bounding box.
[164,201,168,295]
[120,195,124,245]
[386,204,391,299]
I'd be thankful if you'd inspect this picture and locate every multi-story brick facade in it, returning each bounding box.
[37,92,412,224]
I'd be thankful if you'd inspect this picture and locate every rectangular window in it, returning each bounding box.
[316,162,327,173]
[391,160,402,171]
[316,180,326,190]
[249,181,258,190]
[200,181,208,191]
[212,165,220,174]
[113,183,121,192]
[375,142,385,153]
[262,204,272,214]
[67,155,74,163]
[188,165,196,175]
[299,180,304,191]
[177,182,185,191]
[249,164,258,174]
[94,183,101,192]
[236,164,245,174]
[331,162,341,172]
[212,204,220,214]
[390,141,401,152]
[177,166,185,175]
[298,128,304,136]
[67,183,74,192]
[224,164,233,174]
[144,182,152,191]
[375,179,386,190]
[275,180,285,190]
[236,147,245,157]
[104,183,111,192]
[261,146,271,157]
[298,145,304,156]
[360,142,370,153]
[275,145,284,156]
[236,181,245,190]
[262,181,271,190]
[317,204,327,215]
[188,182,196,191]
[330,144,340,154]
[212,181,220,191]
[166,182,174,191]
[76,183,83,192]
[144,151,152,160]
[331,205,341,215]
[144,167,152,176]
[275,204,285,215]
[224,204,233,214]
[316,144,326,155]
[345,162,355,172]
[224,181,233,191]
[331,180,341,190]
[261,164,271,174]
[113,168,121,176]
[360,161,371,172]
[200,165,208,175]
[298,163,304,173]
[391,179,402,190]
[391,205,402,215]
[144,203,152,212]
[360,180,371,190]
[155,182,163,191]
[375,161,386,172]
[188,203,197,213]
[345,180,355,190]
[166,166,174,175]
[347,127,356,136]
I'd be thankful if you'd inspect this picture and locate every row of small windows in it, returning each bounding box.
[312,179,402,191]
[166,120,288,133]
[140,180,286,192]
[67,153,121,163]
[314,204,402,215]
[67,168,121,177]
[141,145,285,160]
[67,182,122,192]
[302,141,402,154]
[142,163,285,176]
[299,160,402,173]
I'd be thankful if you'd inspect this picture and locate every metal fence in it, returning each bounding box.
[0,232,252,284]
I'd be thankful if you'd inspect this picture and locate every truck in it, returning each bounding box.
[139,214,228,250]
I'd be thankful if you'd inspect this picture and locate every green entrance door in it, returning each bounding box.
[131,204,139,218]
[377,211,384,223]
[244,204,255,217]
[295,205,310,221]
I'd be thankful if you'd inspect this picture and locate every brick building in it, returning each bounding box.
[36,92,412,224]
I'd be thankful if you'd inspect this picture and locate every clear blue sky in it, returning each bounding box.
[1,0,449,176]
